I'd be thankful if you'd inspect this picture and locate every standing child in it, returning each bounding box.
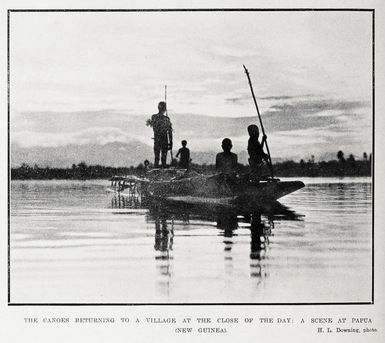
[176,140,190,169]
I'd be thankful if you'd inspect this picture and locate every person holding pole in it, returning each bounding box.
[147,101,173,168]
[247,124,269,175]
[243,65,274,178]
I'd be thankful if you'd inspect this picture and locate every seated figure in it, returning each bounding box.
[216,138,238,174]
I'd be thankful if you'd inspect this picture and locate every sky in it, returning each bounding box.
[10,10,373,162]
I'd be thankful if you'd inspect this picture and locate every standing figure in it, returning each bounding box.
[215,138,238,174]
[176,140,190,169]
[247,124,268,174]
[148,101,173,168]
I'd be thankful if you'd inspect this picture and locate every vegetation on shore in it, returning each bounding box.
[11,151,371,180]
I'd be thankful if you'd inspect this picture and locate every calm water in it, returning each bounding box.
[10,177,372,303]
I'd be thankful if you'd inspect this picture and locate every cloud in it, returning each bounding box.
[260,95,295,101]
[11,109,152,133]
[11,11,371,117]
[225,93,316,105]
[225,95,251,104]
[269,99,368,113]
[261,99,370,132]
[173,98,370,138]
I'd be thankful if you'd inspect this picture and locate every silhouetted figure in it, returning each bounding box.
[247,125,268,174]
[147,102,173,168]
[337,150,346,176]
[337,150,345,163]
[216,138,238,174]
[176,140,190,169]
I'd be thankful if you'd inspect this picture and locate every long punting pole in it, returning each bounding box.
[243,65,274,178]
[165,85,173,163]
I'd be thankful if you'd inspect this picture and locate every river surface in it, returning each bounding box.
[10,177,372,304]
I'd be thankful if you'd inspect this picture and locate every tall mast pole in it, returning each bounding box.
[165,85,173,163]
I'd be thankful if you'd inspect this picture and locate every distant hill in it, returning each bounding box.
[11,141,294,168]
[11,141,233,168]
[11,141,153,168]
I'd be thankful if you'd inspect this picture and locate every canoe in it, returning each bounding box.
[110,169,304,206]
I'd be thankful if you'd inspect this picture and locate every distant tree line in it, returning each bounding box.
[273,151,371,177]
[11,151,371,180]
[11,162,147,180]
[190,151,371,177]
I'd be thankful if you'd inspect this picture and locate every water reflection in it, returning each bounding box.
[10,179,372,303]
[216,212,272,283]
[249,213,272,281]
[153,213,174,295]
[217,213,238,277]
[111,195,302,294]
[111,194,142,209]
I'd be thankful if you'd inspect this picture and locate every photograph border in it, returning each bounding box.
[7,7,375,306]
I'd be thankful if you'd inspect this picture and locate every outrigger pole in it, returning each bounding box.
[243,65,274,178]
[165,85,174,163]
